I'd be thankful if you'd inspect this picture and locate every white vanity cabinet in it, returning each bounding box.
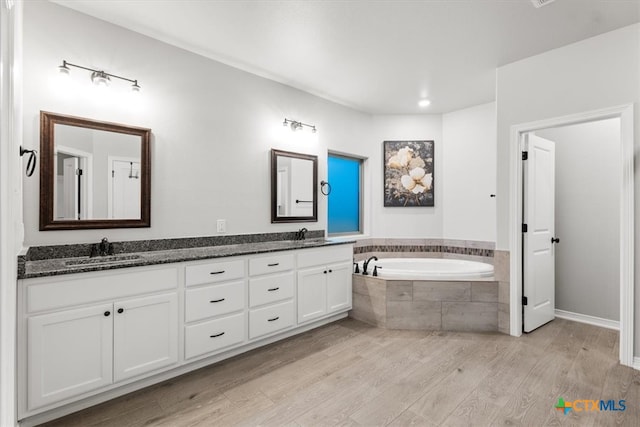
[20,266,179,412]
[27,302,114,409]
[183,259,247,360]
[297,245,353,324]
[248,253,296,339]
[19,243,354,425]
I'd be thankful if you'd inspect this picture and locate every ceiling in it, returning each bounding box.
[51,0,640,114]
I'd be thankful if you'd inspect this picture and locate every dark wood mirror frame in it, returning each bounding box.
[40,111,151,230]
[271,149,318,223]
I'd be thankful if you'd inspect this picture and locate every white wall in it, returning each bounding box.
[538,119,620,322]
[22,1,372,246]
[496,24,640,353]
[442,102,496,242]
[367,115,443,238]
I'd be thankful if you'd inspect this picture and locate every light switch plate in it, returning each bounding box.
[216,219,226,233]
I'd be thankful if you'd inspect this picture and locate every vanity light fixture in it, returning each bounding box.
[418,99,431,108]
[58,60,142,92]
[283,118,317,133]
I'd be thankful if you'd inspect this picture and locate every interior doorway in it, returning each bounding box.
[54,145,93,220]
[509,104,635,367]
[108,156,141,219]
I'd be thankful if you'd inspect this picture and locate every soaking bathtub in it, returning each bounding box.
[351,257,502,333]
[357,257,494,280]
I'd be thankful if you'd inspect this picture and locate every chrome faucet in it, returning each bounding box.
[362,256,378,275]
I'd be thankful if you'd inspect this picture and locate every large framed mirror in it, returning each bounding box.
[271,149,318,223]
[40,111,151,230]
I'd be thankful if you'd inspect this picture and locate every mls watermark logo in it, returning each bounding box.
[555,397,626,415]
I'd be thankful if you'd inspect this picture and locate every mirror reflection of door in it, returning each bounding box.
[54,146,92,220]
[61,156,78,220]
[108,157,141,219]
[290,158,313,217]
[277,166,289,216]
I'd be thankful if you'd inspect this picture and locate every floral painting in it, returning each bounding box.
[383,140,434,207]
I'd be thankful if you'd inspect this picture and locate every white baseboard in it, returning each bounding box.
[554,309,619,331]
[633,357,640,371]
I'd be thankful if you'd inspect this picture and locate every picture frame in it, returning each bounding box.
[383,140,434,207]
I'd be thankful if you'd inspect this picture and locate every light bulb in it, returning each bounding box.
[418,99,431,108]
[91,71,110,87]
[58,62,71,76]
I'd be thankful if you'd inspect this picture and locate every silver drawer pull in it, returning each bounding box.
[209,270,225,275]
[210,298,225,303]
[267,263,279,267]
[267,316,279,322]
[267,287,280,292]
[210,332,225,338]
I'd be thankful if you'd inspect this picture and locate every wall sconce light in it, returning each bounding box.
[58,60,141,92]
[283,118,317,133]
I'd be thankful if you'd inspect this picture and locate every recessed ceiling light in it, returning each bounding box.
[418,99,431,108]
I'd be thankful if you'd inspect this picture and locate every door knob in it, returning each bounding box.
[551,237,560,244]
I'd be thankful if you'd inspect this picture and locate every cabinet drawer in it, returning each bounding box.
[185,259,245,287]
[297,245,353,269]
[249,254,294,276]
[249,300,294,340]
[185,281,245,323]
[184,313,245,360]
[249,272,294,308]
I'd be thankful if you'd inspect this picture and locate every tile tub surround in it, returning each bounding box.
[353,238,495,262]
[351,238,509,334]
[351,275,501,333]
[18,230,344,279]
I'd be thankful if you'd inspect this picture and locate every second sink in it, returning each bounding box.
[65,254,142,267]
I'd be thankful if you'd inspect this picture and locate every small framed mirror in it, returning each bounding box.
[271,149,318,223]
[40,111,151,230]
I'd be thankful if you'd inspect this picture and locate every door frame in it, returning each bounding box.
[56,145,93,219]
[509,104,634,367]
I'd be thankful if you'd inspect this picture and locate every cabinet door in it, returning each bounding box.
[27,303,113,410]
[297,266,327,324]
[326,261,353,314]
[113,293,178,382]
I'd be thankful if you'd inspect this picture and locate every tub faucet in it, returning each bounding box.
[362,256,378,275]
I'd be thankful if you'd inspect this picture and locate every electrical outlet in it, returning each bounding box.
[216,219,226,233]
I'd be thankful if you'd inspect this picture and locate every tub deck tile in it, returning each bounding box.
[387,281,413,301]
[471,281,498,302]
[386,301,442,330]
[442,302,498,332]
[413,281,471,302]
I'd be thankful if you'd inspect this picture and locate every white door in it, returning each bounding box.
[113,293,178,382]
[326,261,352,314]
[111,160,141,219]
[297,266,327,324]
[523,134,557,332]
[62,157,79,220]
[27,303,113,410]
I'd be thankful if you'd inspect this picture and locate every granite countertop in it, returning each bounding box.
[20,238,354,279]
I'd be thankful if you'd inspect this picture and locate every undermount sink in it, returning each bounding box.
[291,239,328,245]
[64,254,142,267]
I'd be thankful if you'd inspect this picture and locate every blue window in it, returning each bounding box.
[328,153,363,235]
